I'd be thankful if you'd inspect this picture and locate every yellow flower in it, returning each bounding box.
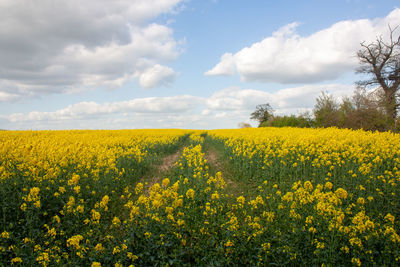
[33,200,41,208]
[211,192,219,200]
[165,206,173,214]
[47,228,56,238]
[224,240,234,247]
[36,252,49,265]
[99,195,110,210]
[113,246,121,255]
[75,205,84,214]
[264,211,275,222]
[112,217,121,226]
[161,178,170,187]
[27,187,40,202]
[334,188,348,199]
[340,246,350,253]
[23,237,32,243]
[91,209,101,223]
[11,257,22,264]
[236,196,245,205]
[186,188,195,199]
[304,181,313,191]
[67,235,84,250]
[144,232,152,239]
[20,203,27,211]
[324,181,333,190]
[351,258,361,267]
[1,231,10,239]
[94,243,104,252]
[135,183,144,194]
[68,174,80,186]
[59,187,66,194]
[385,213,395,224]
[130,206,140,219]
[262,243,271,251]
[349,237,363,248]
[127,252,139,260]
[255,195,264,205]
[91,262,101,267]
[316,242,325,249]
[74,185,81,194]
[282,192,293,202]
[172,198,183,208]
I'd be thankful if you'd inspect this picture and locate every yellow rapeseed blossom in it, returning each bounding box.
[1,231,10,239]
[304,181,313,191]
[66,235,84,250]
[236,196,245,205]
[351,258,361,267]
[224,240,234,247]
[112,217,121,226]
[94,243,104,252]
[186,188,195,199]
[91,209,101,224]
[11,257,22,264]
[162,178,170,187]
[385,213,395,224]
[335,188,348,199]
[1,128,400,265]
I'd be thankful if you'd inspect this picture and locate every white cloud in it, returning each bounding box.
[0,91,21,102]
[204,84,352,115]
[7,95,204,123]
[139,64,176,88]
[206,8,400,83]
[0,0,184,99]
[3,84,353,129]
[204,53,236,76]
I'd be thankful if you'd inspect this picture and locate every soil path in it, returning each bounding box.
[139,146,184,192]
[203,143,246,196]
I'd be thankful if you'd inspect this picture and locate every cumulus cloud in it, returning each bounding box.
[204,53,236,76]
[3,84,354,129]
[0,0,184,100]
[139,64,176,88]
[7,95,204,123]
[203,84,352,116]
[0,92,21,102]
[206,8,400,83]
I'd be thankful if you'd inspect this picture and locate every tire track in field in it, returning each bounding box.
[139,146,184,193]
[204,143,247,196]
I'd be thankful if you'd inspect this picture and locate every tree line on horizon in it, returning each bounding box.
[247,25,400,133]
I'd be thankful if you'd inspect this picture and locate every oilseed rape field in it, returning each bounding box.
[1,128,400,266]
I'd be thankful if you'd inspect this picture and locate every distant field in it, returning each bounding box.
[1,128,399,266]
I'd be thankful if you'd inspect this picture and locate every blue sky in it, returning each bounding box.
[0,0,399,129]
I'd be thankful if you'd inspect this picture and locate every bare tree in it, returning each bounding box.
[356,25,400,130]
[238,122,252,128]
